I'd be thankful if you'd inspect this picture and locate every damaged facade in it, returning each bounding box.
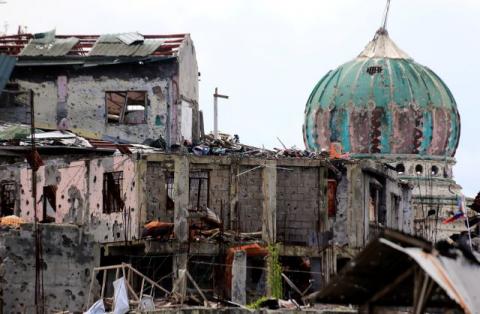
[0,21,467,314]
[0,30,200,145]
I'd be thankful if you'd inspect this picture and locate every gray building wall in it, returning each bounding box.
[0,224,100,313]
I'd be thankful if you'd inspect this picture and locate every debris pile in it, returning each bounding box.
[189,133,332,159]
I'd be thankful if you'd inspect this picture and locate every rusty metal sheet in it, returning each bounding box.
[19,37,79,56]
[89,33,163,57]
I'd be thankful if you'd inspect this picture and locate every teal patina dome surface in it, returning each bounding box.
[303,29,460,157]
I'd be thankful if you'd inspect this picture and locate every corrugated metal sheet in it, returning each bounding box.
[382,239,480,314]
[116,32,144,45]
[19,38,79,57]
[0,54,16,92]
[31,29,56,44]
[89,38,163,57]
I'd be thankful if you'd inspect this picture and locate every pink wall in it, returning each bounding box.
[19,155,140,243]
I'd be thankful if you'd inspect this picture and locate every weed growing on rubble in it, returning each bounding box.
[267,243,283,299]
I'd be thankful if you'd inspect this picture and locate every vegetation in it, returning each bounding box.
[267,243,283,299]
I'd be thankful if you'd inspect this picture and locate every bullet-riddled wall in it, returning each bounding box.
[15,155,140,242]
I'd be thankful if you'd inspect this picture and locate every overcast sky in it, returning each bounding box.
[2,0,479,196]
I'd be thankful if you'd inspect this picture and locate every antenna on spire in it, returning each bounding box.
[380,0,391,31]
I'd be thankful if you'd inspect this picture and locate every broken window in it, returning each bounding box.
[366,66,382,75]
[368,181,381,223]
[391,193,400,228]
[103,171,124,214]
[189,171,209,211]
[166,172,174,211]
[327,179,337,218]
[0,181,16,217]
[42,185,57,223]
[105,91,147,124]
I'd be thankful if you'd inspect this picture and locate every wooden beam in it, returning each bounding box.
[368,267,414,304]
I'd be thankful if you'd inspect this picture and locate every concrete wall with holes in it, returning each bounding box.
[5,44,200,144]
[333,159,413,250]
[17,155,140,243]
[0,224,99,313]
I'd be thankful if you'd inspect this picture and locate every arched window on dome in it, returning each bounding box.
[395,163,405,175]
[415,164,423,175]
[431,165,439,176]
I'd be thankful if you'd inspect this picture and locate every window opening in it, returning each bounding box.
[103,171,124,214]
[106,91,147,124]
[431,165,439,176]
[369,184,379,223]
[391,193,400,228]
[395,163,405,174]
[42,185,57,223]
[166,172,175,211]
[327,179,337,218]
[189,171,209,211]
[366,66,382,75]
[415,164,423,175]
[0,181,15,217]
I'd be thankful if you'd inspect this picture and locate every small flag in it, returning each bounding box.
[442,195,465,224]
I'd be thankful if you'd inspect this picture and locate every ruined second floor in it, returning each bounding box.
[0,31,200,145]
[0,150,413,249]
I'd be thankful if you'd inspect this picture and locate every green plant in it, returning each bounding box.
[267,244,283,299]
[246,296,269,309]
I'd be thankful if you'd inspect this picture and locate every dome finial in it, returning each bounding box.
[380,0,391,31]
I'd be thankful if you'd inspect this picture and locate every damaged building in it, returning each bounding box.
[0,17,469,314]
[303,27,465,242]
[0,29,200,145]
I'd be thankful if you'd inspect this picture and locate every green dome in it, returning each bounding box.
[303,29,460,157]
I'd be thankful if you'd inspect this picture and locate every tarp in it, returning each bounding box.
[113,277,129,314]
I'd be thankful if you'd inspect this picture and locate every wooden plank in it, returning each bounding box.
[101,270,107,298]
[369,267,414,303]
[186,270,208,306]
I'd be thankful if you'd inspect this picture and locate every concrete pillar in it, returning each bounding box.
[262,160,277,244]
[136,159,148,237]
[231,250,247,305]
[173,156,189,243]
[172,156,189,301]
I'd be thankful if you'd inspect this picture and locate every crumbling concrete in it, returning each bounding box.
[0,224,99,313]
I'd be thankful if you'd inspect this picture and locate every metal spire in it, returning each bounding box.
[380,0,391,31]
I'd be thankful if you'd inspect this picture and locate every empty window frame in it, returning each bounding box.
[105,91,147,124]
[166,172,175,211]
[327,179,337,218]
[189,171,209,211]
[42,185,57,223]
[390,193,400,227]
[0,181,16,217]
[103,171,124,214]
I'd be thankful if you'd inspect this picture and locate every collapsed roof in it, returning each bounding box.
[0,29,189,63]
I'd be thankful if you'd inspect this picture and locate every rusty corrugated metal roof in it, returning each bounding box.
[89,34,163,57]
[19,37,80,56]
[0,54,16,92]
[0,32,187,57]
[316,229,480,313]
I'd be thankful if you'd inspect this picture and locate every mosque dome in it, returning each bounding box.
[303,29,460,157]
